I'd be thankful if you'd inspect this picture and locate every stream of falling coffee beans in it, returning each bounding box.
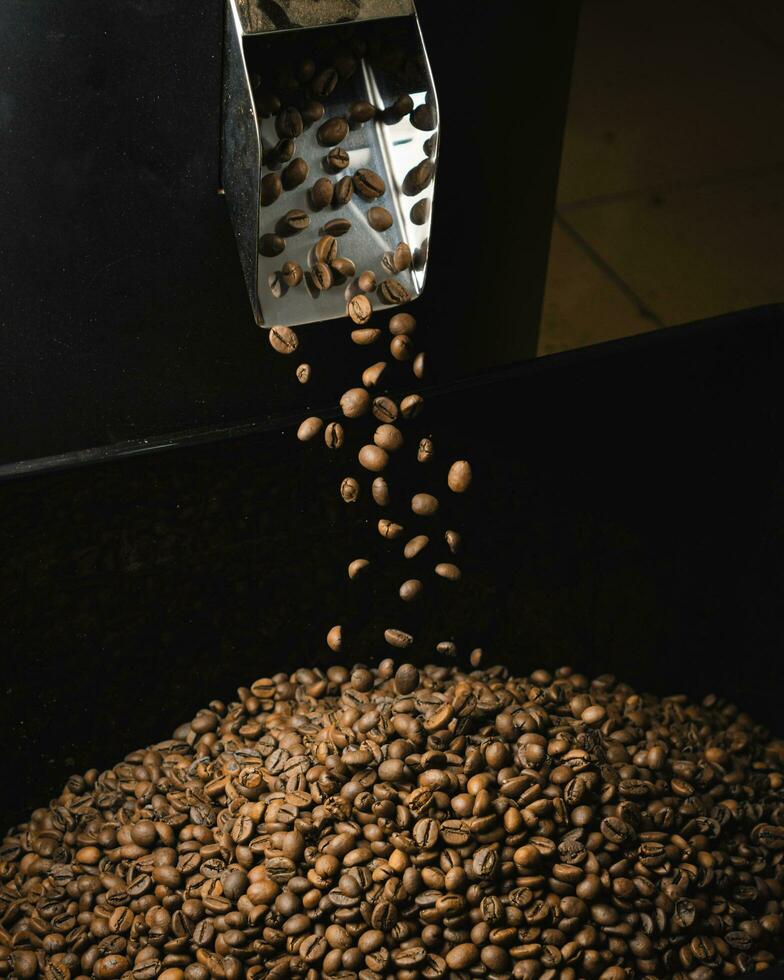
[2,43,784,980]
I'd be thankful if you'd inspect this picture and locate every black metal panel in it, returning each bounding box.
[0,0,579,466]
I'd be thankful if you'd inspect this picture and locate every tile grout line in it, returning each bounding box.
[553,213,665,328]
[558,161,784,214]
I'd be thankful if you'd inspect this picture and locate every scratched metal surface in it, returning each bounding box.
[236,0,414,36]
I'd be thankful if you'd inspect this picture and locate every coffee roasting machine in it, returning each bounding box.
[1,3,782,926]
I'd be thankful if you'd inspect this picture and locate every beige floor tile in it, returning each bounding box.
[563,170,784,326]
[557,0,784,204]
[538,222,659,356]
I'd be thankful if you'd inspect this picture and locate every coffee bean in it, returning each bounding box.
[358,270,376,292]
[379,278,412,304]
[399,579,422,602]
[351,327,381,345]
[276,107,303,139]
[348,558,369,579]
[268,325,299,354]
[374,424,403,451]
[403,159,434,196]
[256,90,280,117]
[282,157,309,190]
[261,172,283,206]
[324,422,344,450]
[296,417,323,442]
[295,363,311,385]
[435,562,461,581]
[470,648,483,667]
[340,387,371,418]
[390,312,417,335]
[326,147,350,172]
[301,99,325,124]
[378,519,404,539]
[280,209,310,234]
[411,199,430,225]
[403,534,429,558]
[372,477,390,506]
[314,235,338,264]
[310,262,332,291]
[412,493,439,516]
[317,117,349,147]
[333,51,357,78]
[411,104,436,131]
[417,437,433,462]
[393,242,412,271]
[349,100,377,124]
[326,625,343,651]
[268,271,286,298]
[400,394,424,419]
[259,233,285,257]
[330,257,355,279]
[358,445,388,472]
[311,68,338,99]
[367,207,393,231]
[383,93,414,124]
[353,169,386,200]
[324,218,351,236]
[362,361,386,387]
[445,529,461,553]
[271,137,295,164]
[391,335,414,361]
[446,944,479,970]
[424,133,438,157]
[447,460,472,493]
[372,396,398,422]
[282,261,304,287]
[310,177,334,210]
[333,176,353,207]
[337,476,361,505]
[413,352,426,378]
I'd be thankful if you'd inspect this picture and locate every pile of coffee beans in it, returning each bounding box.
[1,663,782,979]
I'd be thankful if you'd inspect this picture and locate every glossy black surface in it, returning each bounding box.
[0,0,578,466]
[2,307,782,830]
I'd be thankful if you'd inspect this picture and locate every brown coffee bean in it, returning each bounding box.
[353,169,386,200]
[372,477,390,506]
[412,493,439,516]
[268,325,299,354]
[333,176,353,207]
[324,422,344,450]
[393,243,412,271]
[394,661,419,694]
[412,351,426,379]
[390,335,414,361]
[424,133,437,156]
[311,68,338,99]
[470,648,483,667]
[310,177,334,210]
[282,261,303,287]
[302,99,325,124]
[261,172,283,207]
[296,417,323,442]
[358,270,376,292]
[351,327,381,345]
[358,445,388,472]
[348,558,369,579]
[268,270,286,298]
[367,207,393,231]
[379,278,412,304]
[276,107,303,139]
[372,396,398,422]
[411,104,436,131]
[330,257,356,279]
[383,93,414,124]
[362,361,386,387]
[296,362,311,383]
[325,218,351,236]
[378,519,404,539]
[417,437,433,462]
[404,535,429,558]
[314,235,338,264]
[446,944,479,970]
[271,137,294,164]
[259,233,285,257]
[374,424,403,451]
[435,562,461,581]
[389,313,416,336]
[445,529,461,553]
[317,117,349,147]
[349,100,377,124]
[340,477,360,503]
[310,262,332,290]
[280,209,310,234]
[326,147,350,172]
[327,625,343,651]
[340,387,371,417]
[282,157,309,190]
[399,579,422,602]
[447,460,472,493]
[411,199,430,225]
[403,159,435,196]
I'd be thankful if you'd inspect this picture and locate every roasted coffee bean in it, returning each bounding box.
[351,327,381,345]
[330,257,356,279]
[383,93,414,124]
[353,169,386,200]
[447,460,472,493]
[413,351,426,379]
[256,90,280,117]
[326,147,350,172]
[372,477,390,506]
[271,137,295,164]
[314,235,338,264]
[358,445,388,472]
[378,519,404,539]
[372,396,398,422]
[326,625,342,651]
[435,562,461,581]
[310,262,332,291]
[403,159,435,196]
[296,362,311,384]
[470,647,483,667]
[261,172,283,206]
[324,422,344,450]
[340,477,359,503]
[259,233,285,257]
[400,579,423,602]
[374,424,403,451]
[424,133,438,156]
[391,335,414,361]
[310,177,334,210]
[404,534,429,558]
[276,107,303,140]
[268,271,286,298]
[280,209,310,234]
[390,312,417,335]
[411,104,436,131]
[325,218,351,236]
[340,387,371,418]
[411,199,430,225]
[348,558,370,579]
[386,629,414,649]
[282,157,309,190]
[333,176,353,207]
[317,117,349,147]
[282,260,304,287]
[358,270,376,292]
[417,436,433,462]
[297,417,323,442]
[311,68,338,99]
[367,207,393,231]
[412,492,439,516]
[379,278,411,304]
[362,361,386,387]
[268,325,299,354]
[349,100,377,124]
[445,529,461,553]
[301,99,325,124]
[393,242,412,271]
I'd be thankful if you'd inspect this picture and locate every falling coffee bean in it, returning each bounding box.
[400,394,424,419]
[367,207,393,231]
[324,218,351,236]
[282,157,309,190]
[349,100,377,124]
[378,519,404,539]
[268,325,299,354]
[317,117,349,147]
[301,99,325,125]
[339,478,360,504]
[470,648,483,667]
[271,138,295,165]
[280,209,310,234]
[296,363,311,384]
[389,312,416,335]
[379,279,412,304]
[399,579,422,601]
[333,175,353,207]
[347,295,372,325]
[445,529,461,553]
[393,242,412,271]
[374,424,403,451]
[276,106,304,139]
[411,104,436,131]
[404,535,429,558]
[310,262,332,291]
[340,387,371,418]
[447,460,472,493]
[348,558,369,579]
[362,361,386,387]
[435,562,461,581]
[372,396,398,422]
[385,628,413,649]
[314,235,338,264]
[353,168,386,201]
[391,335,414,361]
[311,68,338,100]
[417,437,433,462]
[261,172,283,207]
[259,233,285,257]
[358,270,376,292]
[326,624,343,651]
[413,352,426,379]
[437,640,457,656]
[372,477,390,506]
[297,417,323,442]
[268,272,286,298]
[324,422,344,449]
[282,260,303,287]
[424,133,438,157]
[383,93,414,124]
[411,199,430,225]
[351,328,381,345]
[330,257,355,279]
[412,492,439,516]
[403,159,434,196]
[358,445,388,472]
[310,177,334,210]
[326,147,350,172]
